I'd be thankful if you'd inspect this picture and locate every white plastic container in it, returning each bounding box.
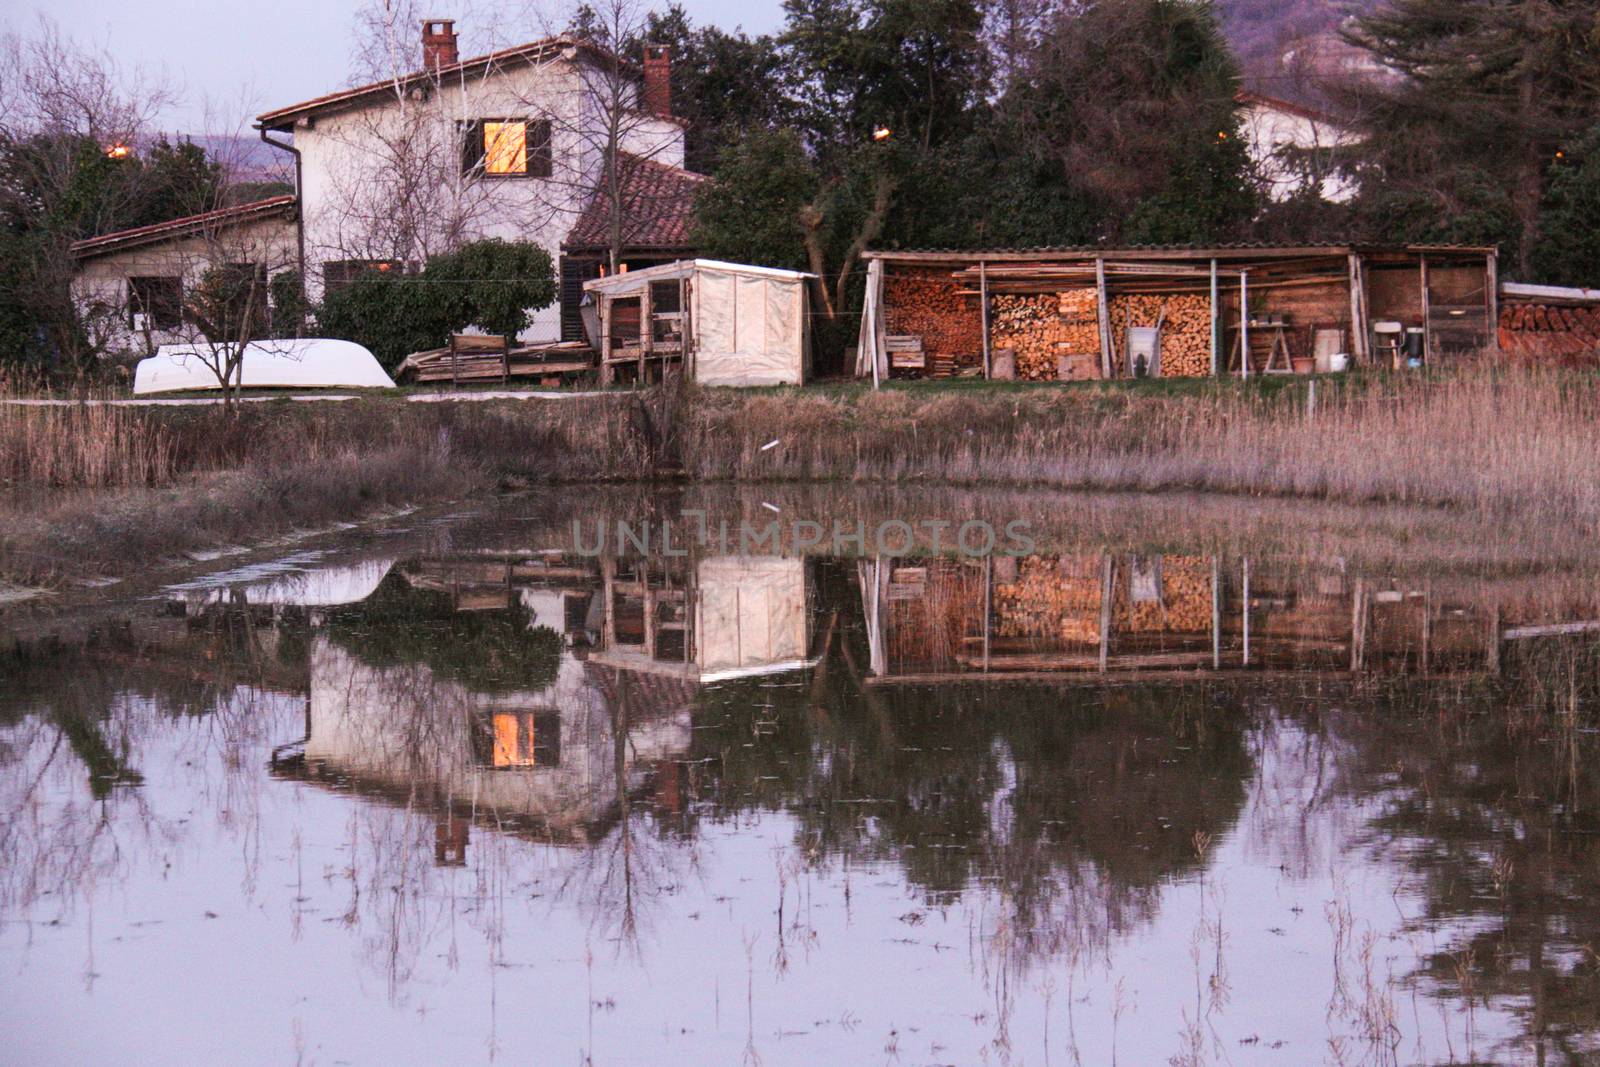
[1328,353,1350,373]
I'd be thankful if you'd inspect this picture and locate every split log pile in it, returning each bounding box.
[1116,556,1212,634]
[1110,294,1212,377]
[988,290,1101,381]
[994,556,1103,645]
[883,271,983,376]
[1499,302,1600,364]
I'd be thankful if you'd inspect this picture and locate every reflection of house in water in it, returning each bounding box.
[860,553,1591,684]
[264,549,816,860]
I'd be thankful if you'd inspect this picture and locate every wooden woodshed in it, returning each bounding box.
[856,244,1500,382]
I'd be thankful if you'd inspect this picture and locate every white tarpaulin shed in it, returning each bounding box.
[584,259,812,387]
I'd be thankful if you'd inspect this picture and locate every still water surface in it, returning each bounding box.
[4,494,1599,1065]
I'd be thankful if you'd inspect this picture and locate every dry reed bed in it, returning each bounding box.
[687,372,1600,527]
[5,370,1600,584]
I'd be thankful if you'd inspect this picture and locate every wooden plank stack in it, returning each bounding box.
[988,290,1101,381]
[883,270,983,376]
[1110,294,1212,377]
[397,340,596,384]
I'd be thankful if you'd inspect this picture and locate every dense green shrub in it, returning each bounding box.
[314,239,556,371]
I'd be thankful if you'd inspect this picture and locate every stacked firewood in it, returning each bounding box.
[1110,294,1212,377]
[989,290,1101,381]
[994,556,1103,645]
[1499,302,1600,363]
[1116,556,1212,634]
[884,273,983,375]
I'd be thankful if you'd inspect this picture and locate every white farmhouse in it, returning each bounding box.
[72,20,703,356]
[257,20,701,343]
[1235,90,1360,204]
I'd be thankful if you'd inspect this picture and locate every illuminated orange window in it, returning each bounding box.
[484,122,527,175]
[464,118,552,178]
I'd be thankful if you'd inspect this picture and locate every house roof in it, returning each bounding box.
[1235,90,1346,129]
[563,153,706,254]
[256,35,620,130]
[70,195,297,260]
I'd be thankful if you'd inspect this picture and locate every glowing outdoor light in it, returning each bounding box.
[105,142,131,159]
[872,126,893,142]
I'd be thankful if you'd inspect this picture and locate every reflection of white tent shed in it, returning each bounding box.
[583,259,812,387]
[696,557,811,680]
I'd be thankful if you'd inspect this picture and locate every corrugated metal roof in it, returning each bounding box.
[864,241,1497,259]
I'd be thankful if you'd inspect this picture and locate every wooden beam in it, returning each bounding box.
[980,260,992,379]
[1098,554,1114,672]
[1209,259,1219,377]
[1347,253,1368,365]
[599,295,613,386]
[1419,253,1431,365]
[1239,272,1250,380]
[1486,250,1500,355]
[640,283,651,383]
[1095,258,1113,378]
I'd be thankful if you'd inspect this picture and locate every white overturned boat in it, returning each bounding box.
[132,338,396,395]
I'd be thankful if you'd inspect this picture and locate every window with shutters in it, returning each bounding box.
[470,710,562,769]
[461,118,552,179]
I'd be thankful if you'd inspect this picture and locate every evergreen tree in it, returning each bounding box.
[1343,0,1600,275]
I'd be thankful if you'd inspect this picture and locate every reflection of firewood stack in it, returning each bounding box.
[1117,556,1212,633]
[994,555,1102,644]
[990,291,1101,381]
[1110,295,1211,377]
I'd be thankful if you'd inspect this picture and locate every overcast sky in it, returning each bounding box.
[6,0,787,132]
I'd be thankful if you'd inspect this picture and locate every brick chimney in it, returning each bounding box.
[422,19,459,70]
[642,44,672,120]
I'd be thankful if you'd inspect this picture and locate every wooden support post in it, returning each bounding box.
[1347,253,1368,365]
[1239,272,1250,380]
[1211,555,1221,670]
[1486,604,1501,676]
[866,258,884,389]
[1096,257,1113,379]
[679,277,691,379]
[1350,578,1367,673]
[1209,258,1219,377]
[639,285,650,383]
[1098,554,1114,672]
[982,555,993,672]
[599,296,614,387]
[1420,580,1432,676]
[1241,556,1251,667]
[1419,253,1432,365]
[980,260,992,379]
[1487,250,1500,356]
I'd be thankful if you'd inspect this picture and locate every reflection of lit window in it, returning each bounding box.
[473,710,561,768]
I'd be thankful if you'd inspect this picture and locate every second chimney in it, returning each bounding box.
[422,19,459,70]
[642,44,672,120]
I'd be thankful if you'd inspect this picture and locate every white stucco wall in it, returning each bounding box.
[291,53,685,343]
[1239,101,1359,204]
[71,215,299,358]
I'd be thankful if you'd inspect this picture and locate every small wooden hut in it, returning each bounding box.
[584,259,814,387]
[857,244,1500,381]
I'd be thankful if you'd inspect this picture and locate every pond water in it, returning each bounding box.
[4,492,1600,1066]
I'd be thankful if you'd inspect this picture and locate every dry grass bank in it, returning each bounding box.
[687,370,1600,527]
[6,368,1600,585]
[0,390,655,583]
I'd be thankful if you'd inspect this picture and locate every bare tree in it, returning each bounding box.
[0,17,175,375]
